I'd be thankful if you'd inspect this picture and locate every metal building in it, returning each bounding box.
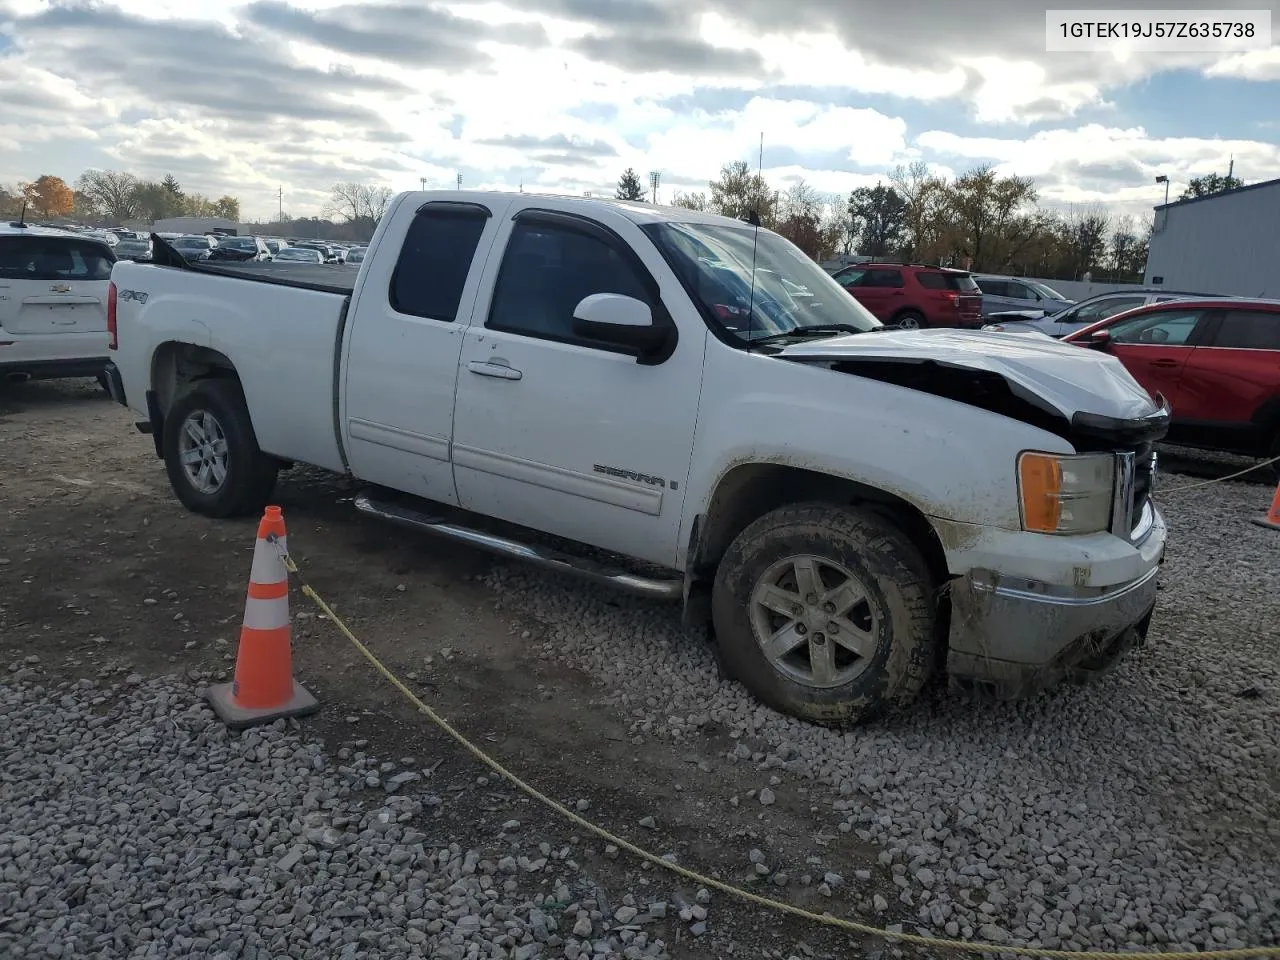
[150,216,242,236]
[1145,177,1280,298]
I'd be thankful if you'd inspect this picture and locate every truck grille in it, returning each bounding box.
[1112,445,1157,541]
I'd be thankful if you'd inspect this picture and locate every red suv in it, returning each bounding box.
[1064,297,1280,466]
[836,263,984,329]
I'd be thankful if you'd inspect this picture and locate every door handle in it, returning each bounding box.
[467,360,522,380]
[1150,359,1180,368]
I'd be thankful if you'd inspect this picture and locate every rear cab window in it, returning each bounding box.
[853,269,904,288]
[0,235,115,281]
[389,204,490,322]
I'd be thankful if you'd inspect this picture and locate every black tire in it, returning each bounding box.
[711,502,936,726]
[162,378,278,518]
[894,311,925,330]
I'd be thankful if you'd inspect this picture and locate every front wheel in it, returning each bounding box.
[711,502,937,725]
[162,379,278,518]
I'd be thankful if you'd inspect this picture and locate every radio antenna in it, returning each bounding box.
[745,132,763,343]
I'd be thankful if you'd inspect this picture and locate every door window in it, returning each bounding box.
[389,208,489,322]
[1108,308,1206,346]
[487,220,652,345]
[1209,310,1280,350]
[1006,281,1036,300]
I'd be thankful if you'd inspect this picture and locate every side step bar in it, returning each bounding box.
[353,494,683,601]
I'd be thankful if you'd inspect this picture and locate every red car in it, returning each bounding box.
[836,262,984,329]
[1063,297,1280,465]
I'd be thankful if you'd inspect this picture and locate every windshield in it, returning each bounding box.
[1026,279,1067,300]
[642,221,881,341]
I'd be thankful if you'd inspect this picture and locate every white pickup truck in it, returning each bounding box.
[104,191,1169,724]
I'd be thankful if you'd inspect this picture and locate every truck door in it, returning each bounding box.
[450,203,706,569]
[341,199,509,505]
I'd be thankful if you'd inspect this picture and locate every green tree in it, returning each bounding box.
[1179,172,1243,200]
[846,182,906,257]
[938,164,1045,270]
[708,160,777,225]
[212,195,241,220]
[615,168,645,201]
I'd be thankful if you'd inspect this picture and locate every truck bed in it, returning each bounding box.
[195,259,360,295]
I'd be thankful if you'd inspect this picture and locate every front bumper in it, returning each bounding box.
[946,517,1165,697]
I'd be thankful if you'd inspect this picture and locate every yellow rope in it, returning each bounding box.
[1158,454,1280,496]
[277,550,1280,959]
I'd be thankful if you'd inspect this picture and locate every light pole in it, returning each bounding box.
[648,170,661,204]
[419,177,427,191]
[1155,174,1169,206]
[456,172,463,190]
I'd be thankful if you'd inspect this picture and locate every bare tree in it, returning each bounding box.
[670,190,708,211]
[76,169,141,220]
[889,161,947,260]
[325,182,393,223]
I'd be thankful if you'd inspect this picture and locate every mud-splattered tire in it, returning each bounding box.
[162,378,278,519]
[711,502,936,725]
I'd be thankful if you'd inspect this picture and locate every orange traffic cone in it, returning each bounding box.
[205,506,319,728]
[1252,482,1280,531]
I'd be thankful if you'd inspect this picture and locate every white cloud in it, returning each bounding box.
[0,0,1276,222]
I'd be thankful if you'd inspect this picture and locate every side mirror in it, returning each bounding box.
[1085,328,1112,349]
[572,293,672,360]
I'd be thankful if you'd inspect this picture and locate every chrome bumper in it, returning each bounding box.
[947,555,1162,695]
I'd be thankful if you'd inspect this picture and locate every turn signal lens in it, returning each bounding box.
[1017,452,1115,535]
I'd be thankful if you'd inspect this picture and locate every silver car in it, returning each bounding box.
[973,275,1073,317]
[982,289,1226,338]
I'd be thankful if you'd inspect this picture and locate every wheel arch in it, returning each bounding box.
[685,462,950,612]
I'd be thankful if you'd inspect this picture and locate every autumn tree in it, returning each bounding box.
[772,179,839,258]
[615,168,646,202]
[846,183,906,257]
[0,184,24,217]
[21,175,75,218]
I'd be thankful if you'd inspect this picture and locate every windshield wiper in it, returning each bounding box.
[748,323,866,346]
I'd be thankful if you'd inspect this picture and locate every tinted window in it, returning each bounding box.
[1109,308,1205,346]
[0,236,115,280]
[1211,310,1280,350]
[488,220,650,343]
[1006,282,1036,299]
[917,271,978,292]
[976,279,1007,297]
[852,269,904,288]
[389,209,488,322]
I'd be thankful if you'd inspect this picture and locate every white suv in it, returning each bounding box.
[0,222,117,384]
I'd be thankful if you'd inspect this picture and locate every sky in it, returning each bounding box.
[1,0,1278,222]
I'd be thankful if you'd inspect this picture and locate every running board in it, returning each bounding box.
[353,494,683,601]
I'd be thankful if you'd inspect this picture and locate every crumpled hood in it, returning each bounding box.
[780,328,1161,421]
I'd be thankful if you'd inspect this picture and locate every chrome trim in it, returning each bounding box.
[980,562,1161,608]
[353,494,682,600]
[1110,450,1136,539]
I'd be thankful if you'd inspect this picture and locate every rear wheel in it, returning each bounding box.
[162,378,278,518]
[895,311,924,330]
[711,502,937,725]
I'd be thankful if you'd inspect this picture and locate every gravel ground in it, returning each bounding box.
[0,675,676,960]
[2,380,1278,958]
[483,475,1280,952]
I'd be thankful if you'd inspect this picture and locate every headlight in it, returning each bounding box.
[983,324,1005,331]
[1017,452,1115,535]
